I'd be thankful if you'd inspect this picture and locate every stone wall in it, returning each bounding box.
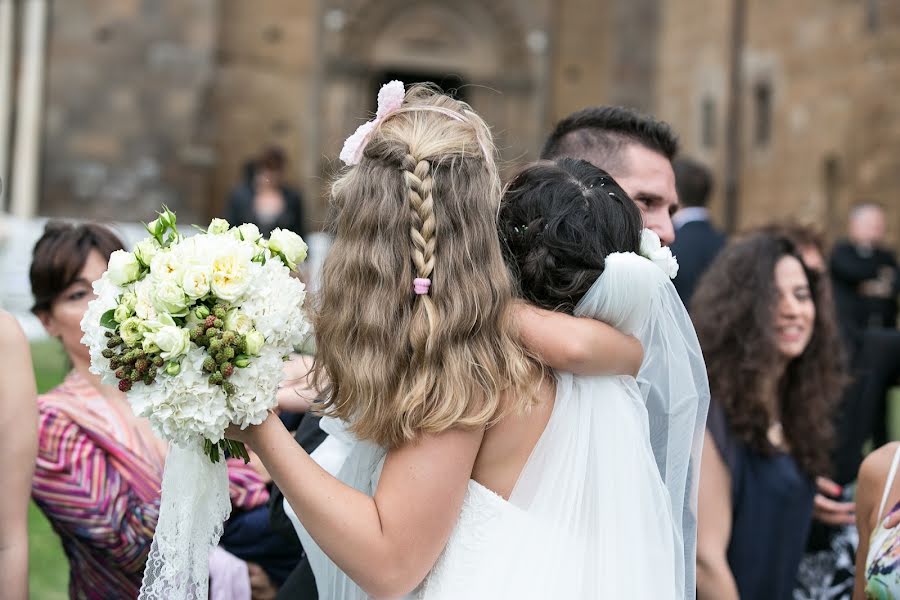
[40,0,219,224]
[657,0,900,245]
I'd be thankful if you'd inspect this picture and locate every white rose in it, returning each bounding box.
[268,228,307,270]
[181,265,212,300]
[150,250,183,282]
[144,312,177,332]
[208,218,230,235]
[134,238,161,267]
[210,253,250,302]
[146,217,164,238]
[107,250,141,285]
[234,223,262,243]
[113,303,133,323]
[224,308,253,335]
[119,317,146,346]
[639,229,679,279]
[152,279,189,316]
[120,291,137,311]
[149,326,190,360]
[244,330,265,356]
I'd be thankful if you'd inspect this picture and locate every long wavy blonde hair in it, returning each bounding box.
[313,85,539,448]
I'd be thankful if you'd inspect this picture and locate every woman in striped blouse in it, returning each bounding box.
[28,222,280,599]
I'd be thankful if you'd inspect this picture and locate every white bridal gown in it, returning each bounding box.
[286,252,710,599]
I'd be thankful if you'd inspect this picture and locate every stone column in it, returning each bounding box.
[11,0,48,218]
[0,0,15,209]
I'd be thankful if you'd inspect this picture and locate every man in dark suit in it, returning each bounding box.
[668,157,725,306]
[830,202,900,448]
[830,202,899,350]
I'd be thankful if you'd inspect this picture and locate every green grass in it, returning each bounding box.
[29,339,69,600]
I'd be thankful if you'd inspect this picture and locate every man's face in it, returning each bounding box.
[849,206,886,248]
[603,144,679,246]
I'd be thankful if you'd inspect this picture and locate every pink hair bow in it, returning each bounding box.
[339,80,406,166]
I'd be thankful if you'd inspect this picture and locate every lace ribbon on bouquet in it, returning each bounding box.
[138,442,231,600]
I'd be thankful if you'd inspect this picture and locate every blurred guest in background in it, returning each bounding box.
[693,231,845,600]
[669,157,726,305]
[28,222,288,599]
[830,202,900,449]
[763,225,857,600]
[0,311,38,600]
[226,146,307,239]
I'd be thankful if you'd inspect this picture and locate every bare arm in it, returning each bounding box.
[232,414,482,598]
[853,443,900,600]
[0,313,38,600]
[514,302,643,377]
[696,432,739,600]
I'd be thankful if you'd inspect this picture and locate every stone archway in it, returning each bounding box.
[315,0,549,193]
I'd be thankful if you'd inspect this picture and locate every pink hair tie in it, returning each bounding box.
[413,278,431,295]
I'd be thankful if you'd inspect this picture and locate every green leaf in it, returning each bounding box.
[100,309,118,330]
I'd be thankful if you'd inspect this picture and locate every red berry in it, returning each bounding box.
[118,379,132,392]
[222,364,234,378]
[204,315,217,329]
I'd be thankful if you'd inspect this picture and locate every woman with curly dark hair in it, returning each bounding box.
[693,231,845,600]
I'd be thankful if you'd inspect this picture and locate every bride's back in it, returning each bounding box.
[473,380,556,499]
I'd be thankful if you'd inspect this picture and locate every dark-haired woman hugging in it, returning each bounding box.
[495,158,708,599]
[693,231,845,600]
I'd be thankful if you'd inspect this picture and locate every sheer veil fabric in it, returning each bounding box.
[287,251,710,599]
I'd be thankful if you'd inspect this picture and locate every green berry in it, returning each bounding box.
[129,370,141,382]
[213,305,227,319]
[206,327,220,338]
[203,357,216,372]
[190,327,204,342]
[102,348,114,359]
[222,382,236,395]
[105,331,114,338]
[208,372,224,385]
[213,318,224,329]
[135,358,149,373]
[153,356,164,367]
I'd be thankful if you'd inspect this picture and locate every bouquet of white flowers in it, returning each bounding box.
[81,208,310,599]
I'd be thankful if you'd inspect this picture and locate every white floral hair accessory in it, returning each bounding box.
[639,228,679,279]
[339,80,406,166]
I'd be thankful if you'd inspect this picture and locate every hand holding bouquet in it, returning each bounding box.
[81,208,310,598]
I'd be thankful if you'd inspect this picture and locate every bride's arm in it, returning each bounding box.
[514,302,643,376]
[231,414,482,598]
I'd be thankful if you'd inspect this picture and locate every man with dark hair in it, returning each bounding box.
[669,157,725,305]
[541,106,680,245]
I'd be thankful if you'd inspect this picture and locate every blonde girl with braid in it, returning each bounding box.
[228,83,643,599]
